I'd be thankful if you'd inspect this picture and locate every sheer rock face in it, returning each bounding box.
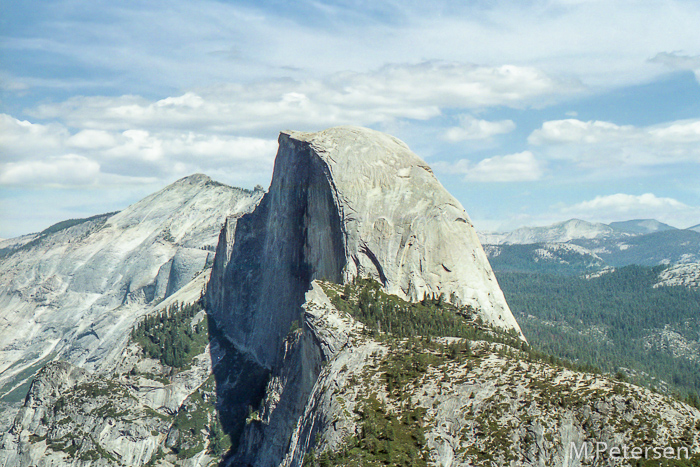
[208,126,522,368]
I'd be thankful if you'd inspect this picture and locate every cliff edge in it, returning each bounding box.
[207,126,522,369]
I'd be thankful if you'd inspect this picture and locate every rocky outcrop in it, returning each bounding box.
[231,282,366,466]
[208,126,521,371]
[1,126,698,467]
[203,126,523,466]
[0,269,231,467]
[0,361,168,467]
[0,175,262,404]
[236,281,700,467]
[654,262,700,289]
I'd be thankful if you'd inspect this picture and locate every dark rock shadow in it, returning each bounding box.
[205,312,270,465]
[202,133,348,465]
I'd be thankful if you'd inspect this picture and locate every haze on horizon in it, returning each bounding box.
[1,0,699,238]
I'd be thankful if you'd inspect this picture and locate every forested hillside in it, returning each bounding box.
[496,266,700,405]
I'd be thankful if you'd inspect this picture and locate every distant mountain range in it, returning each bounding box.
[487,219,700,402]
[479,218,681,245]
[480,218,700,275]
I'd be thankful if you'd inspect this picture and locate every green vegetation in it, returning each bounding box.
[169,375,232,459]
[303,338,457,467]
[304,394,428,467]
[324,277,603,375]
[487,243,602,275]
[323,277,604,375]
[496,266,700,404]
[131,301,209,368]
[38,212,118,237]
[308,278,629,465]
[322,277,522,347]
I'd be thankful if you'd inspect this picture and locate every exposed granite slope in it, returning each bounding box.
[0,175,262,403]
[208,126,521,372]
[0,271,233,467]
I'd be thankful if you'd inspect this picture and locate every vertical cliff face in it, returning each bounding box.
[207,135,347,369]
[208,126,522,369]
[203,126,526,466]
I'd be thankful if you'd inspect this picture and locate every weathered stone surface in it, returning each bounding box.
[287,127,518,333]
[0,270,223,467]
[0,361,167,467]
[275,283,700,467]
[654,262,700,289]
[0,175,262,403]
[208,126,522,371]
[231,282,366,467]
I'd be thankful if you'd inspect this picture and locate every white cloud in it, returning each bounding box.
[435,151,544,182]
[98,130,277,179]
[0,155,100,187]
[0,114,68,162]
[66,130,119,149]
[0,113,277,189]
[649,120,700,144]
[442,115,516,142]
[29,62,579,136]
[528,118,700,167]
[557,193,700,228]
[529,119,637,145]
[7,61,573,190]
[649,52,700,82]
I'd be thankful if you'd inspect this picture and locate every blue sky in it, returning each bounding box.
[1,0,699,238]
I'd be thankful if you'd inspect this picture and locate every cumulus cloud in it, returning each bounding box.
[29,62,579,135]
[557,193,700,228]
[67,130,119,149]
[0,114,68,162]
[0,113,277,189]
[98,130,277,179]
[442,115,516,142]
[3,61,575,191]
[529,119,635,145]
[528,118,700,167]
[434,151,544,182]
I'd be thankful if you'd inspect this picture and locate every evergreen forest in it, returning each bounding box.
[131,300,209,369]
[495,265,700,406]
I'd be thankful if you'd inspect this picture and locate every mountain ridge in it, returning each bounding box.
[0,173,263,401]
[478,217,687,245]
[608,218,677,234]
